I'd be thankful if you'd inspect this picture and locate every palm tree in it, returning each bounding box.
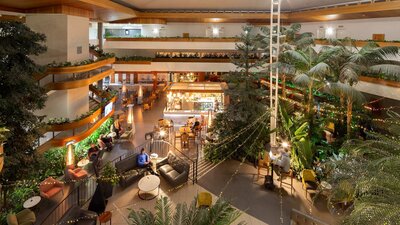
[281,46,337,120]
[257,24,314,98]
[324,39,400,137]
[325,111,400,224]
[128,196,245,225]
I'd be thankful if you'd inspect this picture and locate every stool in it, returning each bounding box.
[99,211,112,225]
[197,192,212,208]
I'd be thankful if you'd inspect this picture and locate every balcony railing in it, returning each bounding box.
[106,37,239,42]
[36,57,116,91]
[37,96,117,153]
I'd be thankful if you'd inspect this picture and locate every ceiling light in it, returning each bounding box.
[325,27,334,36]
[210,18,221,22]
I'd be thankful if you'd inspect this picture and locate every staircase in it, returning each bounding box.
[192,156,218,180]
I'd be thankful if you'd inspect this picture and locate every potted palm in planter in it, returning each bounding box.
[98,162,119,199]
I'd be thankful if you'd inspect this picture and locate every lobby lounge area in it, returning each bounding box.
[1,0,400,225]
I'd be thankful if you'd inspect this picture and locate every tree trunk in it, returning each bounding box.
[282,74,286,98]
[346,96,353,139]
[340,92,345,125]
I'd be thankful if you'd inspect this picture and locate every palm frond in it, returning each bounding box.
[154,196,172,225]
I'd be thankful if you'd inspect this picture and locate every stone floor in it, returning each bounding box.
[99,92,339,225]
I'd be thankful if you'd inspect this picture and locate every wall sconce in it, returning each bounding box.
[125,29,129,35]
[212,27,219,37]
[325,27,334,36]
[153,28,159,35]
[65,141,75,169]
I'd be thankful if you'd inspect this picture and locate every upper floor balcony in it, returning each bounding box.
[104,37,239,50]
[36,57,116,91]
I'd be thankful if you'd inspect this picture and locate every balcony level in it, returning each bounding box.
[36,57,116,91]
[104,37,238,50]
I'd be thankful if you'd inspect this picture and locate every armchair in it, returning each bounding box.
[39,177,64,199]
[6,209,36,225]
[302,169,318,200]
[68,166,88,180]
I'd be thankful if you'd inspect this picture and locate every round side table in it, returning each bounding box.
[23,196,41,209]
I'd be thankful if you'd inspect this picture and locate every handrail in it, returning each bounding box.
[46,96,117,132]
[106,37,239,42]
[46,57,115,74]
[43,68,114,91]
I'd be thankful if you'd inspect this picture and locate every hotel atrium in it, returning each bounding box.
[0,0,399,224]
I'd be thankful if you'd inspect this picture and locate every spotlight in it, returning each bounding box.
[159,130,166,137]
[281,141,289,148]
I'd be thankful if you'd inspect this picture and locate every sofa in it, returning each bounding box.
[6,209,36,225]
[39,177,64,199]
[115,153,146,187]
[157,153,190,188]
[57,206,97,225]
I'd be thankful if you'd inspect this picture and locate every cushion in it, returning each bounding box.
[45,186,63,198]
[166,170,180,179]
[305,181,318,190]
[6,214,18,225]
[159,164,174,174]
[116,154,137,173]
[172,161,189,174]
[167,154,177,165]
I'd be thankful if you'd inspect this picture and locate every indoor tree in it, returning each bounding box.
[128,196,244,225]
[325,111,400,224]
[257,23,314,98]
[324,39,400,137]
[0,21,47,181]
[205,26,269,162]
[281,45,338,131]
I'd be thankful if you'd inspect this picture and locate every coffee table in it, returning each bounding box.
[23,196,41,209]
[77,158,90,168]
[138,175,160,200]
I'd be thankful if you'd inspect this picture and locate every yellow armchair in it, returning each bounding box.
[302,169,318,200]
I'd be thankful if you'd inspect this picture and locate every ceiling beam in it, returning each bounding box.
[78,0,139,17]
[288,1,400,22]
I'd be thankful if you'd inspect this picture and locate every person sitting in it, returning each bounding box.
[137,148,158,176]
[88,144,100,161]
[191,119,201,133]
[100,134,113,151]
[113,115,122,138]
[274,148,291,177]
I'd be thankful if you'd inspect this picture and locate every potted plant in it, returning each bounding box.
[98,162,119,199]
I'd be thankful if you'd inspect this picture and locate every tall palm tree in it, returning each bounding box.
[281,46,337,119]
[324,39,400,137]
[326,111,400,224]
[128,196,245,225]
[258,24,314,98]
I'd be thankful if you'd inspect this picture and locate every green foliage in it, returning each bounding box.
[99,162,119,186]
[0,127,10,143]
[116,56,153,62]
[205,26,269,162]
[0,21,47,181]
[325,111,400,223]
[128,196,244,225]
[47,53,115,68]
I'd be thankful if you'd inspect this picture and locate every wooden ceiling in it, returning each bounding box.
[0,0,400,23]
